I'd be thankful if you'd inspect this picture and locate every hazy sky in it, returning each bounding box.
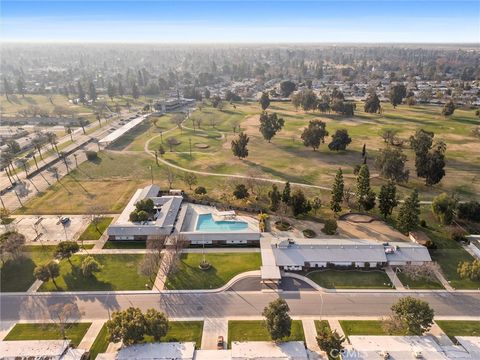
[2,1,479,43]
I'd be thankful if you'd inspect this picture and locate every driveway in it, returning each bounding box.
[2,215,90,243]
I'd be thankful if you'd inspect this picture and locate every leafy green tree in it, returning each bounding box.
[3,77,12,100]
[410,129,434,178]
[259,92,270,110]
[81,256,101,277]
[356,165,375,211]
[259,112,284,142]
[262,298,292,341]
[280,80,296,97]
[378,181,398,219]
[106,307,147,346]
[364,92,381,113]
[316,326,345,359]
[88,82,97,102]
[442,100,455,116]
[390,297,434,335]
[233,184,249,199]
[0,231,26,264]
[328,129,352,151]
[129,210,149,222]
[194,186,207,195]
[54,241,80,265]
[16,77,26,97]
[332,100,355,116]
[322,219,338,235]
[34,261,60,288]
[204,88,211,99]
[290,189,311,217]
[425,141,446,186]
[311,196,322,214]
[389,83,406,108]
[330,169,344,214]
[268,184,281,211]
[457,201,480,222]
[457,260,480,281]
[77,81,86,104]
[132,82,139,99]
[107,82,116,101]
[282,182,291,205]
[144,309,169,341]
[135,198,155,214]
[397,189,420,233]
[374,147,409,183]
[301,120,328,151]
[432,193,457,225]
[231,132,249,159]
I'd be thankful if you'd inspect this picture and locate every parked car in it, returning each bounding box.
[217,336,224,350]
[60,216,70,224]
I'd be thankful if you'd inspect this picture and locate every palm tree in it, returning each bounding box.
[77,118,89,134]
[29,152,39,170]
[46,132,58,153]
[32,134,46,160]
[15,158,30,177]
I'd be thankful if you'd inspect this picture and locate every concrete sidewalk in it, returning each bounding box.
[78,321,105,350]
[201,318,228,350]
[385,266,406,290]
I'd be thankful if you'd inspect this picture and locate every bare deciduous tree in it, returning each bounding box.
[48,302,82,339]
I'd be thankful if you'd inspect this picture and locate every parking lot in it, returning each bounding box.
[1,215,91,243]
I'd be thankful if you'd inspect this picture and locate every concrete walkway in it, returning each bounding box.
[327,319,346,342]
[385,266,406,290]
[302,318,320,352]
[26,279,43,293]
[201,318,228,350]
[78,320,105,350]
[428,321,454,346]
[154,248,174,291]
[433,268,455,291]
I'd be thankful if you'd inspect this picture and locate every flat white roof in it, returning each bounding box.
[347,335,447,360]
[456,337,480,358]
[231,341,308,359]
[0,340,79,359]
[99,115,147,144]
[116,342,195,360]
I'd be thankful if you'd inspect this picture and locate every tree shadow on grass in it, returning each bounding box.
[0,256,36,292]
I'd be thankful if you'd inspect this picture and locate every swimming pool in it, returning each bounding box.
[195,213,248,232]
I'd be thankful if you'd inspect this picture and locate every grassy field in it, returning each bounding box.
[228,320,305,347]
[339,320,401,337]
[306,269,393,289]
[89,324,109,360]
[396,272,444,290]
[38,254,157,291]
[165,252,262,290]
[78,217,114,241]
[0,245,55,292]
[435,321,480,342]
[4,323,91,347]
[144,321,204,348]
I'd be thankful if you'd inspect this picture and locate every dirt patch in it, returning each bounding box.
[195,143,210,149]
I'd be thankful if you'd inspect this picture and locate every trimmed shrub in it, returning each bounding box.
[322,219,338,235]
[86,150,98,161]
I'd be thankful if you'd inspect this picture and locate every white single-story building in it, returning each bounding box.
[0,340,85,360]
[97,342,195,360]
[271,238,431,271]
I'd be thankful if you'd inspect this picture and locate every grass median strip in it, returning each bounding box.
[306,269,393,289]
[228,320,305,348]
[435,321,480,342]
[78,217,114,241]
[4,323,91,347]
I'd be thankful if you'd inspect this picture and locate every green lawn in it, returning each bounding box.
[144,321,204,348]
[0,246,55,292]
[306,270,393,289]
[435,321,480,342]
[89,324,109,360]
[103,240,146,249]
[165,253,262,290]
[4,323,91,347]
[78,217,113,241]
[396,272,444,290]
[38,254,157,291]
[339,320,402,337]
[228,320,305,348]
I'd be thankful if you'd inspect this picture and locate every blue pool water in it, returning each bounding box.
[195,214,248,232]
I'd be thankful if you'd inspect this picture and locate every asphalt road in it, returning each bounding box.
[1,291,479,323]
